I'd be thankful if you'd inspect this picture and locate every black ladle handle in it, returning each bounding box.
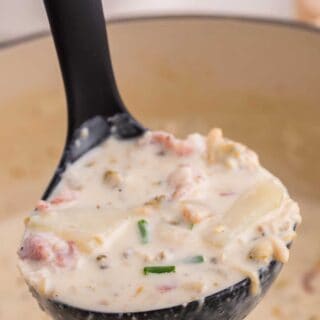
[44,0,125,132]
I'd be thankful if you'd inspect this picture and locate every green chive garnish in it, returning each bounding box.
[143,266,176,275]
[183,255,205,264]
[138,219,149,244]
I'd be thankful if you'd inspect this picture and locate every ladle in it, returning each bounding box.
[34,1,284,319]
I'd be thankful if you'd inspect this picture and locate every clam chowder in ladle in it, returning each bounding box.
[18,128,301,313]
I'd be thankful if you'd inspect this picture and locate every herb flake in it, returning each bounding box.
[138,219,149,244]
[183,255,205,264]
[143,266,176,275]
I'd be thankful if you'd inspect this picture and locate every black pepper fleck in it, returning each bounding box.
[157,150,166,156]
[210,257,218,264]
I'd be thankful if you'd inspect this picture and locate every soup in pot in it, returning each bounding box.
[1,93,318,319]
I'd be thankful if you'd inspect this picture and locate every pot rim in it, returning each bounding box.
[0,13,319,50]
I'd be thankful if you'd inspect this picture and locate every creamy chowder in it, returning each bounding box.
[18,128,301,313]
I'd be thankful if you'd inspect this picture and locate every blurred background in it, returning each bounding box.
[0,0,319,42]
[1,1,320,320]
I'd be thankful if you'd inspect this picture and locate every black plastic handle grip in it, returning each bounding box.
[43,0,144,198]
[43,0,125,132]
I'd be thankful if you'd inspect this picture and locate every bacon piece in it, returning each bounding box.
[35,191,77,212]
[18,234,52,262]
[157,285,176,293]
[219,191,236,197]
[140,131,194,156]
[19,233,78,269]
[35,200,51,212]
[49,190,77,205]
[182,204,211,224]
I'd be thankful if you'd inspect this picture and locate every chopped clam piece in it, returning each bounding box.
[237,267,261,295]
[137,250,172,263]
[144,195,166,207]
[134,286,144,296]
[206,128,259,168]
[96,254,109,269]
[156,250,171,261]
[134,205,155,216]
[248,239,274,264]
[207,128,223,164]
[271,236,290,263]
[182,203,211,224]
[103,170,122,188]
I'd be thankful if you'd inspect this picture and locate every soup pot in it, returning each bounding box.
[0,15,319,320]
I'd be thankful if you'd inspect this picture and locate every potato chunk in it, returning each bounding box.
[26,208,130,253]
[207,180,284,247]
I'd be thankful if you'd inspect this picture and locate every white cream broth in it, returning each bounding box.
[18,129,300,313]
